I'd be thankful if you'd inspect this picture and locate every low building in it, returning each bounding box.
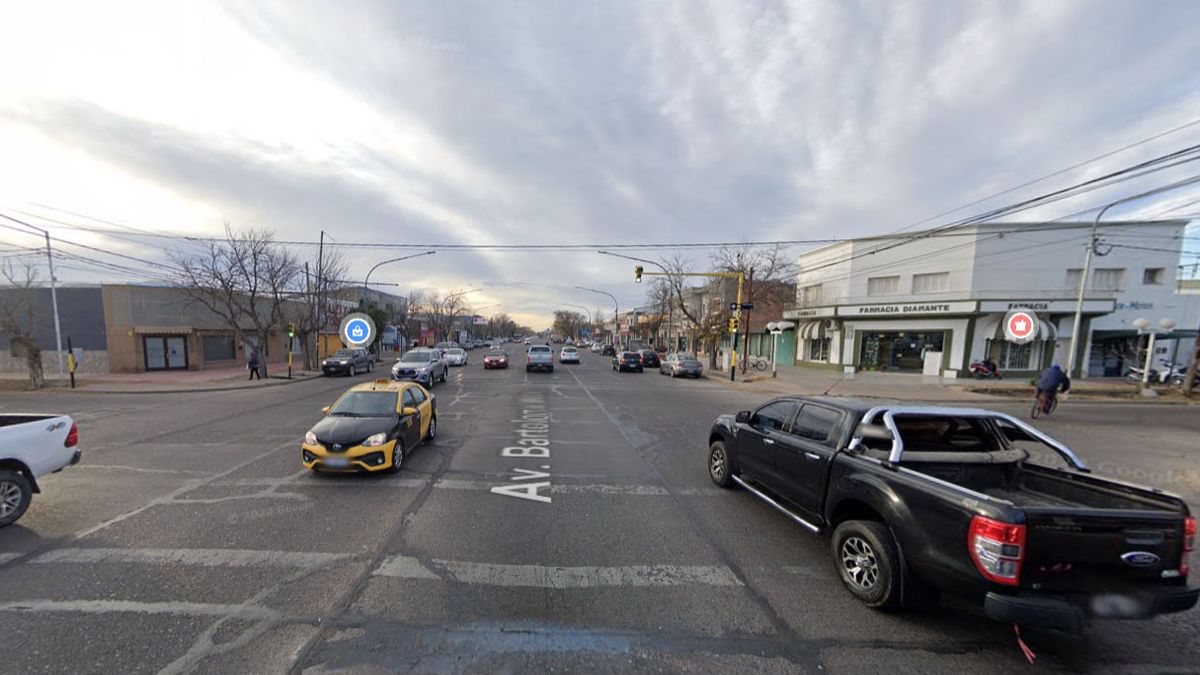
[783,220,1197,378]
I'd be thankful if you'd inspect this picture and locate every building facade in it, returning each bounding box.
[783,220,1196,378]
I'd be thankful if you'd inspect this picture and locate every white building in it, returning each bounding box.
[783,220,1197,378]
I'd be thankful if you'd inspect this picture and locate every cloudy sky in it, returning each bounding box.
[1,0,1198,328]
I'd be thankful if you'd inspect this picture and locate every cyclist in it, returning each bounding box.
[1034,364,1071,412]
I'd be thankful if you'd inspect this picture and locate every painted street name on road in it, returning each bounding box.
[491,392,553,503]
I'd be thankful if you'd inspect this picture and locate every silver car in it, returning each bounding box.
[445,347,469,367]
[659,353,703,378]
[391,349,448,387]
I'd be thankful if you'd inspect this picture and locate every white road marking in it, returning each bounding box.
[373,557,744,588]
[30,547,353,568]
[73,465,214,476]
[0,553,22,565]
[0,599,278,619]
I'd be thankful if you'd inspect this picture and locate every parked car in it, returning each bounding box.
[445,347,469,366]
[612,351,643,373]
[638,349,661,369]
[483,348,509,369]
[707,397,1198,632]
[1,413,81,527]
[560,346,580,364]
[302,380,436,473]
[660,353,703,378]
[321,348,374,377]
[526,345,554,373]
[391,349,448,388]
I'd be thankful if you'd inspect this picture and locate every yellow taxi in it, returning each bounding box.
[301,379,436,473]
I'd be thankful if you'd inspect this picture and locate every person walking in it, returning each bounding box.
[248,348,262,380]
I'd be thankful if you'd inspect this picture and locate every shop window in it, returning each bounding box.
[867,276,900,296]
[202,335,236,361]
[1065,268,1082,290]
[1143,268,1164,285]
[911,272,949,294]
[986,339,1034,370]
[1092,268,1124,291]
[808,337,830,361]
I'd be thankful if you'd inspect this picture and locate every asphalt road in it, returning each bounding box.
[1,349,1198,674]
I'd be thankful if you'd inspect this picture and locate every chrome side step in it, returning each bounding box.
[731,474,822,534]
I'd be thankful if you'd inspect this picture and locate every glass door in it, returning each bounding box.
[144,337,167,370]
[166,337,187,369]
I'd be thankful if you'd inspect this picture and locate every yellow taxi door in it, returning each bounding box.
[415,387,432,437]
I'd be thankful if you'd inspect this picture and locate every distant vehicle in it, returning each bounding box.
[526,345,554,373]
[445,348,468,367]
[612,351,643,373]
[391,349,448,388]
[434,341,460,352]
[707,398,1199,630]
[638,349,661,369]
[322,348,374,377]
[0,414,81,527]
[660,353,703,378]
[523,337,532,345]
[601,344,616,357]
[560,346,580,364]
[483,348,509,369]
[302,379,436,473]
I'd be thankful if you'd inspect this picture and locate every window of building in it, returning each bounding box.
[866,275,900,296]
[1065,268,1082,290]
[986,338,1036,370]
[1143,268,1164,285]
[800,284,823,306]
[202,335,236,362]
[911,272,950,294]
[1092,268,1124,291]
[808,337,830,361]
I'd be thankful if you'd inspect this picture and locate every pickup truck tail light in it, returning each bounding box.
[968,516,1025,586]
[1182,516,1196,578]
[64,422,79,448]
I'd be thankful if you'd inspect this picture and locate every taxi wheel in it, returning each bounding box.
[389,441,405,474]
[425,415,437,443]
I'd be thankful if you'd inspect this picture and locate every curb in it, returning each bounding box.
[34,373,328,395]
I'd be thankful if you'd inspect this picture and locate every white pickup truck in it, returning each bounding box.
[1,414,81,527]
[525,345,554,373]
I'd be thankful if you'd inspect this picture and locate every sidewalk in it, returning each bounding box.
[2,364,327,394]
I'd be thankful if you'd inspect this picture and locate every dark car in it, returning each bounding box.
[601,344,616,357]
[707,397,1198,632]
[612,351,643,373]
[659,353,703,378]
[638,350,661,369]
[321,348,374,377]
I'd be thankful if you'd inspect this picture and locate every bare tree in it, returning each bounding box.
[661,255,730,368]
[289,247,348,369]
[552,310,586,339]
[710,242,797,308]
[426,289,471,343]
[0,262,45,389]
[171,225,300,376]
[642,278,672,346]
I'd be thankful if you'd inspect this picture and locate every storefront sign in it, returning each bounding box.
[839,301,976,317]
[979,299,1114,313]
[784,306,835,319]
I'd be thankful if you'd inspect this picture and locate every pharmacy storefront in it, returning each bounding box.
[785,299,1115,378]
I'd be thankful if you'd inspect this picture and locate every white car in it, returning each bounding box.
[560,346,580,364]
[445,347,469,366]
[1,413,81,527]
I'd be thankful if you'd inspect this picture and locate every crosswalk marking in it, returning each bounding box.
[372,556,743,588]
[30,548,353,568]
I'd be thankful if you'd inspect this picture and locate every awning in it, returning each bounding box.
[991,315,1056,341]
[133,325,193,335]
[799,320,826,339]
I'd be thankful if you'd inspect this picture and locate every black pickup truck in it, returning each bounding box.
[707,396,1197,632]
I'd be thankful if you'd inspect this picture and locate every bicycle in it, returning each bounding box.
[1030,390,1058,419]
[738,356,770,374]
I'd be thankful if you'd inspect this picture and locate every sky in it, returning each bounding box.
[1,0,1198,329]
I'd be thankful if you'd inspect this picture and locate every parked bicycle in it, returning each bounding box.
[738,356,770,373]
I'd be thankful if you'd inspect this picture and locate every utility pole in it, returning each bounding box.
[44,231,64,381]
[742,267,754,373]
[316,230,325,360]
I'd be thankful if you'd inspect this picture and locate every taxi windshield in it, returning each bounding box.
[328,391,397,417]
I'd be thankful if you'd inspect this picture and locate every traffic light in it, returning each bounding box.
[728,316,739,333]
[287,323,296,338]
[634,266,643,283]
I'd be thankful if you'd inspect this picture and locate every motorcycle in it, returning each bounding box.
[969,360,1002,379]
[1126,365,1185,386]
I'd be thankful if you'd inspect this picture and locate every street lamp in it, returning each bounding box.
[363,251,436,296]
[766,321,795,379]
[1131,317,1177,389]
[576,286,619,346]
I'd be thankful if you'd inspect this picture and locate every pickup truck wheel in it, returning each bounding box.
[0,470,32,527]
[832,520,904,611]
[708,440,735,488]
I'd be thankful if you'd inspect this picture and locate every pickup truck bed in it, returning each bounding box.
[0,413,81,527]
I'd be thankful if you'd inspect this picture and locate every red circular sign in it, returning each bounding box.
[1007,311,1036,340]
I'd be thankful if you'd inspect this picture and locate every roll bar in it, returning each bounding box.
[849,406,1090,472]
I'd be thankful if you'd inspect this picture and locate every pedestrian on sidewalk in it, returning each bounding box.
[248,348,262,380]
